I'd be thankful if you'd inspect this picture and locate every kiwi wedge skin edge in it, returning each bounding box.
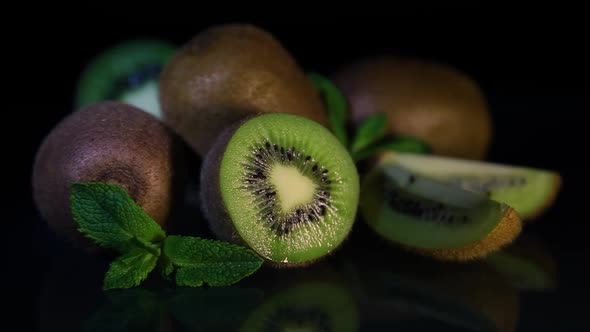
[200,113,359,267]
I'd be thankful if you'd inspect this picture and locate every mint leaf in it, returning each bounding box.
[350,113,387,155]
[308,72,349,148]
[163,236,263,287]
[103,248,159,290]
[71,182,166,252]
[351,136,432,162]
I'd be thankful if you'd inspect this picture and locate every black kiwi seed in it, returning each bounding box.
[242,141,334,236]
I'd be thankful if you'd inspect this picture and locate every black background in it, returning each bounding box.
[13,6,589,331]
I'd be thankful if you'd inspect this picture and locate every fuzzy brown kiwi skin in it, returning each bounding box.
[332,57,492,160]
[159,24,328,158]
[32,101,185,252]
[199,115,331,269]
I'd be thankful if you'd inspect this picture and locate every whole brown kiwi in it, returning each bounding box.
[32,101,184,250]
[332,57,492,160]
[159,24,328,157]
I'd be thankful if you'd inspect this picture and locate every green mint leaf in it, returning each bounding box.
[71,182,166,252]
[163,235,264,287]
[352,135,432,162]
[103,248,159,290]
[350,113,387,155]
[308,72,349,148]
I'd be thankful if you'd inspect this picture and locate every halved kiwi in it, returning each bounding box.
[375,151,561,220]
[75,39,176,118]
[200,113,359,266]
[239,281,359,332]
[360,161,522,260]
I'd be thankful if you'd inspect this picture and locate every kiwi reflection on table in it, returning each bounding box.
[38,233,555,332]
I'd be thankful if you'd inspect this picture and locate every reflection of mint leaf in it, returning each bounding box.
[352,136,431,162]
[103,249,159,290]
[82,289,160,332]
[308,72,349,148]
[168,287,263,330]
[350,113,387,155]
[71,182,166,252]
[164,236,263,287]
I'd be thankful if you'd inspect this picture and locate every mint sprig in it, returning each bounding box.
[308,72,349,148]
[71,182,264,290]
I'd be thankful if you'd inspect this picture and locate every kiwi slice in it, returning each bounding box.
[200,113,359,266]
[75,39,175,118]
[239,281,359,332]
[376,151,561,220]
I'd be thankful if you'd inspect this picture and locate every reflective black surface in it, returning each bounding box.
[20,8,589,332]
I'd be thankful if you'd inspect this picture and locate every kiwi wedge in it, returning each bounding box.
[360,160,521,260]
[159,24,328,157]
[32,101,184,251]
[239,281,359,332]
[375,151,561,220]
[75,39,176,118]
[200,113,359,266]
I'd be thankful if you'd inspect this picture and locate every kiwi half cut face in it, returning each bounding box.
[376,152,561,220]
[360,160,520,255]
[201,113,359,266]
[75,39,175,118]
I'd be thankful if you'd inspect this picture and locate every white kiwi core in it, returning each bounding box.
[270,164,317,212]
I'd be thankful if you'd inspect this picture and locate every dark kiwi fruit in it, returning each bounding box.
[32,101,184,251]
[360,159,522,261]
[375,151,561,221]
[332,57,492,160]
[200,113,359,267]
[75,39,176,118]
[159,24,328,157]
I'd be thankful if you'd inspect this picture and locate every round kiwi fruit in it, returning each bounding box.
[359,160,522,261]
[32,101,184,250]
[332,57,492,160]
[200,113,359,267]
[374,151,561,220]
[75,39,176,118]
[159,24,328,157]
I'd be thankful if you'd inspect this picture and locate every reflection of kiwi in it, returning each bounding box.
[344,248,519,332]
[485,235,557,290]
[32,102,184,250]
[377,151,561,220]
[333,57,492,159]
[76,39,176,118]
[159,24,328,157]
[360,161,521,261]
[200,113,359,266]
[240,281,359,332]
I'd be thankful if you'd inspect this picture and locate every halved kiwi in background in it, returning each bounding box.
[32,101,185,251]
[376,151,561,220]
[75,39,176,118]
[200,113,359,267]
[159,24,328,157]
[360,161,522,261]
[332,57,492,160]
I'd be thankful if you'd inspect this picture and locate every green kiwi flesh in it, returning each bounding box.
[201,113,359,265]
[377,151,561,220]
[75,39,175,118]
[360,161,512,249]
[239,281,359,332]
